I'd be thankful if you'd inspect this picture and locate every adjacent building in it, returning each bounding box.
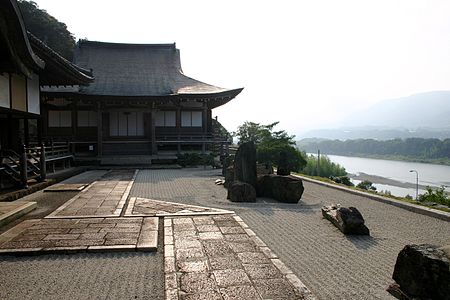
[41,41,243,160]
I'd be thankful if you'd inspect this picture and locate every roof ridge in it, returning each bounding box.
[77,40,176,49]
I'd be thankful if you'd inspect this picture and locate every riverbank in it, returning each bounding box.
[348,172,428,190]
[323,153,450,166]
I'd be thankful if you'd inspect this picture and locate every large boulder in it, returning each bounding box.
[234,142,257,188]
[321,205,370,235]
[228,181,256,202]
[256,163,273,176]
[387,244,450,300]
[256,174,304,203]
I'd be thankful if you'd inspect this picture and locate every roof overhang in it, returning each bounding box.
[41,88,243,109]
[29,34,94,86]
[0,0,44,76]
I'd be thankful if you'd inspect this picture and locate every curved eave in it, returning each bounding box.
[42,87,244,108]
[177,88,244,109]
[28,33,94,86]
[0,0,44,76]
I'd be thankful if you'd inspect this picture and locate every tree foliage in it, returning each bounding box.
[419,186,450,207]
[300,154,347,178]
[18,0,75,60]
[234,121,306,172]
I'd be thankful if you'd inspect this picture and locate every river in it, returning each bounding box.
[322,154,450,197]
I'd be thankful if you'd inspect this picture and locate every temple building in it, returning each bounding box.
[41,40,243,162]
[0,0,93,188]
[0,0,92,153]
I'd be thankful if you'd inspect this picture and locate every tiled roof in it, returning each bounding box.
[74,40,242,98]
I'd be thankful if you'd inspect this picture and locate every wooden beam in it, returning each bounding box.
[97,103,103,158]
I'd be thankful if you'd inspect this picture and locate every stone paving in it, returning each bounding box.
[44,170,108,192]
[0,201,36,227]
[46,170,136,218]
[125,197,233,217]
[164,214,314,300]
[131,168,450,300]
[0,217,158,254]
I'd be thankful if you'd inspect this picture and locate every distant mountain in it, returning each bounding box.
[300,91,450,140]
[301,127,450,140]
[344,91,450,128]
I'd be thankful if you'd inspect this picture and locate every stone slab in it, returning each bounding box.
[46,170,136,219]
[0,217,158,255]
[165,213,316,300]
[44,170,109,192]
[0,201,37,228]
[125,197,234,217]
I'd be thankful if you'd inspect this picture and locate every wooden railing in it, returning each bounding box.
[0,141,73,189]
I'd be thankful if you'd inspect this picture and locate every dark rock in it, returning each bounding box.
[234,142,257,188]
[386,283,411,300]
[256,175,304,203]
[389,244,450,300]
[224,166,235,189]
[276,151,290,176]
[321,205,370,235]
[228,181,256,202]
[222,156,234,176]
[256,163,273,176]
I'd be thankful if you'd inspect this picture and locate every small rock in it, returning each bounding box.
[321,205,370,235]
[276,151,290,176]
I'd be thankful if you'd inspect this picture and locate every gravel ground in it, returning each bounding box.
[131,168,450,300]
[0,251,164,300]
[0,172,165,300]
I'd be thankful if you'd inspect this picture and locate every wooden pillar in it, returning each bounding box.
[39,142,46,181]
[176,107,181,154]
[150,108,157,155]
[71,101,77,140]
[23,118,29,147]
[202,102,207,154]
[19,143,28,188]
[42,105,48,139]
[37,117,42,145]
[97,103,103,158]
[7,114,13,149]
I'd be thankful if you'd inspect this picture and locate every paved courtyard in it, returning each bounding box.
[131,168,450,300]
[1,167,449,299]
[0,168,313,299]
[46,170,135,218]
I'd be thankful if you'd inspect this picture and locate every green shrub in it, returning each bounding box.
[356,180,377,191]
[330,175,354,187]
[418,186,450,207]
[177,153,215,167]
[300,154,347,178]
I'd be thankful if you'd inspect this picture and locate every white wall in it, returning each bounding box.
[27,74,40,115]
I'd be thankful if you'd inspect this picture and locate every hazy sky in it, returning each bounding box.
[34,0,450,136]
